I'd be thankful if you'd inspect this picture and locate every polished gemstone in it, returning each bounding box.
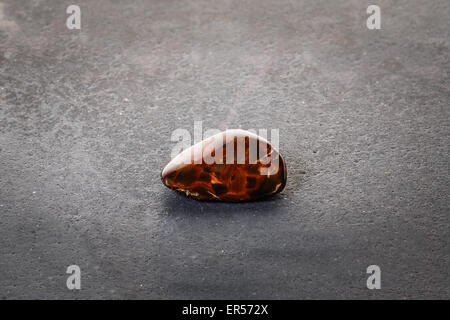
[161,129,287,201]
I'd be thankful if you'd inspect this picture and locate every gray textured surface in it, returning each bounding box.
[0,0,449,299]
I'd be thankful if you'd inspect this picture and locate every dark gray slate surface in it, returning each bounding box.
[0,0,448,299]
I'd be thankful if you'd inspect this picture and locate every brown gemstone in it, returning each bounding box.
[161,129,287,201]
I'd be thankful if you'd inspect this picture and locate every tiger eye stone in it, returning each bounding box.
[161,129,287,201]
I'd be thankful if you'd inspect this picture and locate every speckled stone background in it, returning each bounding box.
[0,0,449,299]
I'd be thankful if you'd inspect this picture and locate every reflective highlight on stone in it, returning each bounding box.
[161,129,287,201]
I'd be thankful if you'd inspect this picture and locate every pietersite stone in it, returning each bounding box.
[161,129,287,201]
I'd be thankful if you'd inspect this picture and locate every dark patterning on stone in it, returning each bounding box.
[161,129,287,201]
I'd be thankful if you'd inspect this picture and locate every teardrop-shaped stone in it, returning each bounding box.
[161,129,287,201]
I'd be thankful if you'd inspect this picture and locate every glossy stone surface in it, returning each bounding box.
[161,129,287,201]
